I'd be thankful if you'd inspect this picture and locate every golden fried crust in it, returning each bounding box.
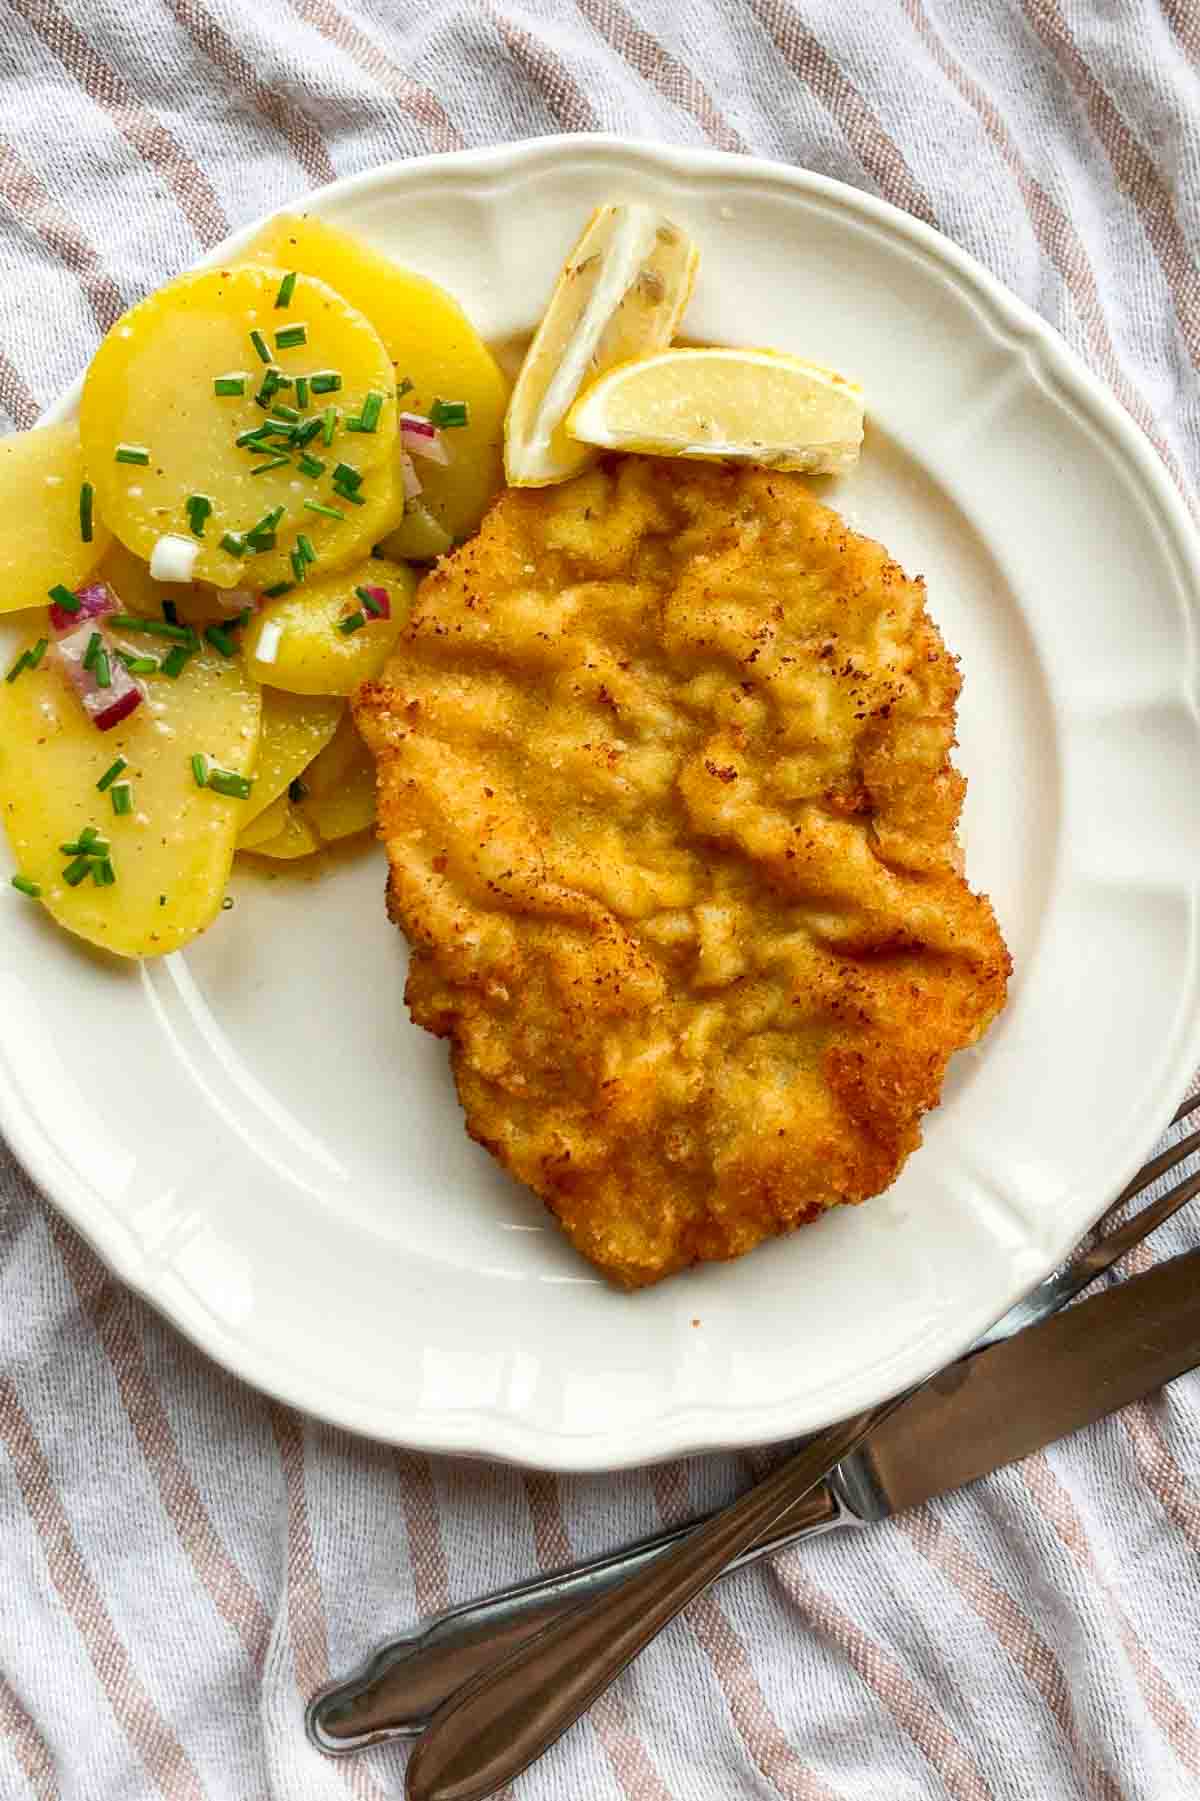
[355,458,1010,1288]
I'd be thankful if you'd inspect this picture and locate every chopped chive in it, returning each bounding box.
[337,486,365,506]
[62,854,93,887]
[269,403,301,424]
[110,782,133,816]
[256,505,285,533]
[83,631,102,673]
[191,753,209,787]
[204,625,237,658]
[92,857,116,887]
[108,614,195,642]
[249,328,271,364]
[49,583,81,613]
[356,585,384,616]
[288,777,308,803]
[207,769,253,800]
[60,830,107,856]
[294,375,309,410]
[5,650,30,684]
[162,600,179,626]
[186,493,212,537]
[236,608,253,628]
[116,650,158,675]
[94,648,112,690]
[310,370,342,395]
[396,377,413,399]
[274,324,308,351]
[274,270,298,309]
[244,532,276,553]
[338,611,366,636]
[251,457,291,476]
[296,533,316,566]
[297,453,324,478]
[11,874,40,898]
[362,390,384,430]
[220,531,247,558]
[97,757,127,792]
[290,549,307,584]
[332,461,362,491]
[295,417,324,449]
[236,426,273,449]
[263,580,293,599]
[79,481,95,543]
[430,398,469,429]
[26,637,48,670]
[160,645,191,679]
[114,442,151,465]
[213,374,246,397]
[321,406,338,446]
[304,499,344,522]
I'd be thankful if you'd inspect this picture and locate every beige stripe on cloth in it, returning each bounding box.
[8,0,228,247]
[0,1372,208,1800]
[0,1673,58,1801]
[1022,0,1200,371]
[0,135,124,334]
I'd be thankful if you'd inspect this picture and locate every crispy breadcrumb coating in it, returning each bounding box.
[356,458,1010,1287]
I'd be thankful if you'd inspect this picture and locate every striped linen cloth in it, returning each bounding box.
[2,3,1199,1797]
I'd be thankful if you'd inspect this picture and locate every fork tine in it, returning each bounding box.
[1113,1122,1200,1209]
[1172,1091,1200,1126]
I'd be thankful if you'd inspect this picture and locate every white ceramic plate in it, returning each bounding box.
[2,137,1199,1471]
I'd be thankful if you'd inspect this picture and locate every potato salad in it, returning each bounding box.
[0,214,507,957]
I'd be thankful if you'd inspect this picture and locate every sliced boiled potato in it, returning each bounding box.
[240,688,343,829]
[297,711,376,842]
[237,791,320,858]
[249,453,406,593]
[97,539,234,628]
[243,803,321,860]
[505,204,698,486]
[0,421,112,614]
[80,265,397,591]
[241,215,508,544]
[0,635,259,956]
[242,555,415,696]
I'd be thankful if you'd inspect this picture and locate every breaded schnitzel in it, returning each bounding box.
[354,458,1010,1288]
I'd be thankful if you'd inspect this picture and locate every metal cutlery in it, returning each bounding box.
[308,1095,1200,1796]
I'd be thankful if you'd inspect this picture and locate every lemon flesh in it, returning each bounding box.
[566,347,864,475]
[504,203,698,487]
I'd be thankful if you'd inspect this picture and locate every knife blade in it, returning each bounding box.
[837,1239,1200,1518]
[311,1245,1200,1760]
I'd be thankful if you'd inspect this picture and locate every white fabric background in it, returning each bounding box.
[1,3,1199,1797]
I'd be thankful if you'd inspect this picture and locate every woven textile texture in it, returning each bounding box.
[1,3,1199,1797]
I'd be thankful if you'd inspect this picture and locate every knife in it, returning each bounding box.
[313,1243,1200,1777]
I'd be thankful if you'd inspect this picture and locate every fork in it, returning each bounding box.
[308,1090,1200,1754]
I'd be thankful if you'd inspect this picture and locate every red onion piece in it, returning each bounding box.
[360,584,390,621]
[53,622,144,732]
[399,414,449,465]
[400,451,423,501]
[49,581,119,636]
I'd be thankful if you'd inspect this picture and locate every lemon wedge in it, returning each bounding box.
[504,203,699,487]
[566,347,864,475]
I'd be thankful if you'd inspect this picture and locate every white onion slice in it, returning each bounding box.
[400,451,423,501]
[255,620,283,665]
[149,534,200,583]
